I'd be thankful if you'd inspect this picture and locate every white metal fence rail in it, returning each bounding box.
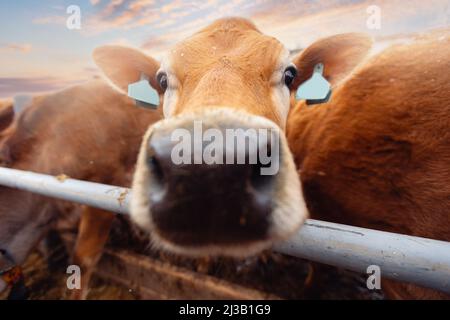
[0,167,449,294]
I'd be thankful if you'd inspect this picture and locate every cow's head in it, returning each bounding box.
[94,17,371,257]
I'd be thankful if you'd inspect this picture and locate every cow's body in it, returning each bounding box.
[0,80,161,298]
[287,34,450,299]
[0,99,13,132]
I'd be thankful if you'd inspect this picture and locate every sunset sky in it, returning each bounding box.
[0,0,449,97]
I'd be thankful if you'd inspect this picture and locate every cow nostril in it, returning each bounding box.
[250,162,274,193]
[147,155,164,187]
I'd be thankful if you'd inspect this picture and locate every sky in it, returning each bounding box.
[0,0,449,97]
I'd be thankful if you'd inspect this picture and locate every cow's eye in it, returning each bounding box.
[157,72,168,91]
[284,66,297,87]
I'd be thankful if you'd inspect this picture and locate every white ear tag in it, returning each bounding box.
[127,74,160,109]
[295,63,332,105]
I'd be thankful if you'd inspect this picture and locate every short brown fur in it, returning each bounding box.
[287,34,450,299]
[0,80,162,299]
[169,17,285,123]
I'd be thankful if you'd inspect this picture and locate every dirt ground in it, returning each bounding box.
[1,217,384,300]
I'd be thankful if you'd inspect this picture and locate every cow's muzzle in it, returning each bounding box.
[131,108,308,257]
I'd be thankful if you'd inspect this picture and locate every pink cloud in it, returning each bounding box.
[0,77,86,98]
[0,43,33,53]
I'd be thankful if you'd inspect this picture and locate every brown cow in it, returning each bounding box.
[0,99,14,132]
[94,17,448,299]
[93,19,369,258]
[0,80,161,299]
[287,33,450,299]
[95,18,316,257]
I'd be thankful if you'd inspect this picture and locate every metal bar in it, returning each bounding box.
[274,222,450,294]
[0,167,130,214]
[0,167,449,294]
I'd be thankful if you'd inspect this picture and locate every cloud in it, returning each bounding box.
[161,0,184,14]
[0,77,85,98]
[5,0,450,88]
[109,37,134,46]
[141,35,172,49]
[0,43,33,53]
[100,0,127,18]
[130,0,450,61]
[70,0,211,34]
[168,9,191,19]
[128,0,155,11]
[32,15,66,26]
[78,0,160,34]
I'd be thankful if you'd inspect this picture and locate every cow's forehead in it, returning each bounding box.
[166,18,287,81]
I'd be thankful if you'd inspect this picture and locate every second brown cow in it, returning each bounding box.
[0,80,161,299]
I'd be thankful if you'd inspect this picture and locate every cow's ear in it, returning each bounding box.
[93,45,161,94]
[291,33,372,90]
